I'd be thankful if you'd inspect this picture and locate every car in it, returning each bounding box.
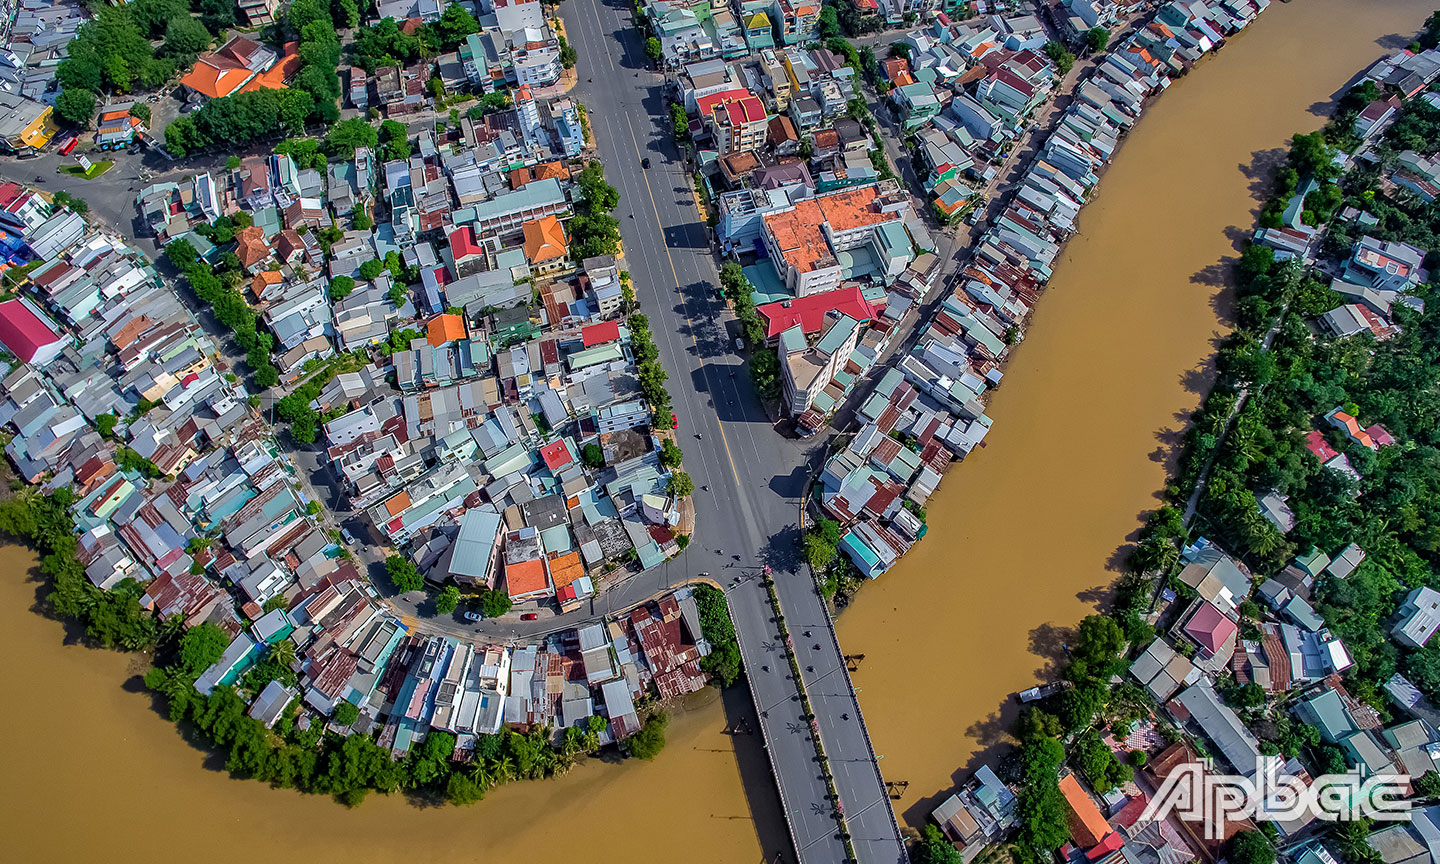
[463,611,482,621]
[340,527,356,544]
[735,337,745,351]
[521,613,538,621]
[670,413,678,429]
[641,157,651,169]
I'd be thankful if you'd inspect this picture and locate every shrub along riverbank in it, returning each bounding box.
[0,484,727,806]
[985,35,1440,864]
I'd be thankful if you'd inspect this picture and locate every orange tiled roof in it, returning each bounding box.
[505,558,549,598]
[383,491,411,517]
[250,270,284,298]
[180,62,258,100]
[426,313,467,347]
[547,551,584,591]
[762,186,891,274]
[1059,774,1111,848]
[522,215,568,263]
[234,225,271,269]
[239,42,300,94]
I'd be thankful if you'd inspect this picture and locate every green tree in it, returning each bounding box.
[436,585,460,615]
[1069,614,1127,681]
[324,117,379,158]
[645,36,663,63]
[806,527,840,573]
[478,589,512,619]
[329,275,355,300]
[53,89,96,128]
[178,622,230,680]
[131,0,189,38]
[1043,41,1075,75]
[385,554,424,593]
[1015,733,1069,863]
[817,5,841,39]
[627,713,668,759]
[379,118,411,161]
[1227,831,1275,864]
[667,471,694,498]
[333,701,360,726]
[163,15,212,58]
[1414,771,1440,798]
[658,438,684,469]
[430,4,480,49]
[912,824,964,864]
[1086,27,1109,53]
[197,0,237,32]
[582,443,605,468]
[359,259,385,281]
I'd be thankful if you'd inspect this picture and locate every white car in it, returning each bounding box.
[340,528,356,544]
[463,611,482,621]
[735,337,745,351]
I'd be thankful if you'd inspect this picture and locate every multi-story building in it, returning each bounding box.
[760,183,915,296]
[779,313,860,416]
[701,90,767,154]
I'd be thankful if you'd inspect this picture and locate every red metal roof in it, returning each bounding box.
[758,286,879,338]
[695,88,752,119]
[449,225,484,260]
[539,440,572,472]
[0,298,61,362]
[1184,602,1237,658]
[581,320,620,347]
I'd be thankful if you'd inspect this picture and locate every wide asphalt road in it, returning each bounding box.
[561,2,907,862]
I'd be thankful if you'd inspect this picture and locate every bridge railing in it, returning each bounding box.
[730,589,807,862]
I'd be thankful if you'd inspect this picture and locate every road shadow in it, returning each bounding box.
[718,684,796,862]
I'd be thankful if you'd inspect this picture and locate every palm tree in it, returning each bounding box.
[159,613,187,647]
[492,755,514,784]
[1331,818,1380,864]
[1247,521,1281,558]
[270,639,297,670]
[467,761,493,791]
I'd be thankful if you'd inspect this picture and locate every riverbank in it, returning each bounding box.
[0,534,785,862]
[832,0,1439,832]
[807,1,1277,606]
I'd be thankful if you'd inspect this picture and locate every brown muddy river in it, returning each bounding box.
[2,1,1434,860]
[838,0,1437,829]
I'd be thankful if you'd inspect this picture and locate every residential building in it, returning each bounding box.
[0,91,57,153]
[1394,587,1440,649]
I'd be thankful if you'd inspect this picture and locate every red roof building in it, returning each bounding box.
[1302,430,1339,463]
[1183,602,1237,658]
[581,320,620,347]
[0,297,65,364]
[539,440,573,472]
[757,286,880,339]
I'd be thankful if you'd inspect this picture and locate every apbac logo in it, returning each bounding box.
[1138,756,1411,840]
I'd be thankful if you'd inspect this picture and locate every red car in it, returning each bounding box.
[670,413,678,429]
[521,613,538,621]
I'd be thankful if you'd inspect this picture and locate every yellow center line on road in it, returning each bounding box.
[574,0,750,495]
[618,109,746,494]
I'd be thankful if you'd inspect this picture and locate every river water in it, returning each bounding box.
[838,0,1435,829]
[2,2,1433,860]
